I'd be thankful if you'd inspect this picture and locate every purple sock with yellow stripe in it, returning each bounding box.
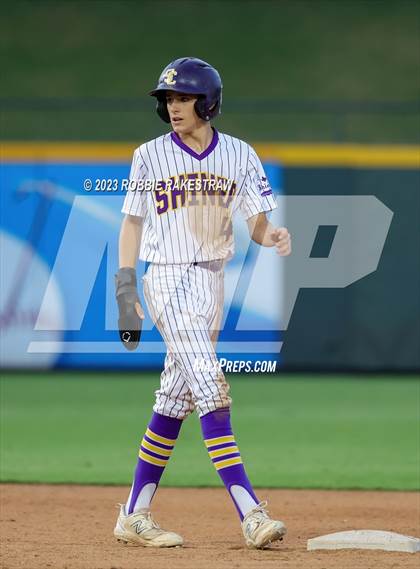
[201,407,259,520]
[126,412,182,514]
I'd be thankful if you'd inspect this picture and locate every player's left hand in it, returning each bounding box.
[271,227,291,256]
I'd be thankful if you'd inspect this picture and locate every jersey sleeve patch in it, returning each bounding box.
[257,175,273,197]
[237,146,277,219]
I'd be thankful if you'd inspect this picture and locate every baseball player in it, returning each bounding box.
[114,57,291,549]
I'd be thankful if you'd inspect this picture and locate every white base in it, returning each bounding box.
[307,530,420,553]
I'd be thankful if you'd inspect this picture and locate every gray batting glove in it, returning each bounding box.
[115,267,144,351]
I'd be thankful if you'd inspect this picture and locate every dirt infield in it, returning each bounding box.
[1,485,419,569]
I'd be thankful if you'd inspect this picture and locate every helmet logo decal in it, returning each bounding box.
[162,69,177,85]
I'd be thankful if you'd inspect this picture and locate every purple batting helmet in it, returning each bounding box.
[149,57,222,123]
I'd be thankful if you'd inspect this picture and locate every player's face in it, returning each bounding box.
[166,92,202,135]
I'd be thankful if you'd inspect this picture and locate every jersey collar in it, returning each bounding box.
[171,128,219,161]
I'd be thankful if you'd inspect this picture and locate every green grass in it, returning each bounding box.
[1,374,419,490]
[1,0,419,142]
[3,109,419,143]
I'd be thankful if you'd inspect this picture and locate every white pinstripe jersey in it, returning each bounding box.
[122,129,277,264]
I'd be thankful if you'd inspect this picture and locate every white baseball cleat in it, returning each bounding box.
[114,504,183,548]
[241,501,287,549]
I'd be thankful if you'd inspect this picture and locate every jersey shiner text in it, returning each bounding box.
[153,173,237,214]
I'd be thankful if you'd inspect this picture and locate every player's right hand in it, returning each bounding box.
[115,267,144,351]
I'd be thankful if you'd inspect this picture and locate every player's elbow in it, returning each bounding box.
[124,214,142,226]
[250,231,264,245]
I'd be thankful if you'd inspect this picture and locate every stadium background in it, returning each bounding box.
[1,0,419,548]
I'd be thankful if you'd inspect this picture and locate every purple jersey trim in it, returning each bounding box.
[171,128,219,161]
[261,190,273,196]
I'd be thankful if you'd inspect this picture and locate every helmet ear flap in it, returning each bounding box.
[194,97,210,121]
[194,96,221,121]
[156,98,170,123]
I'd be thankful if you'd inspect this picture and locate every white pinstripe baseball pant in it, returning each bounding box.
[143,262,231,418]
